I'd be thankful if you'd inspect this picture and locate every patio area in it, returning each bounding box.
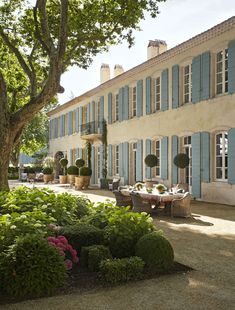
[5,181,235,309]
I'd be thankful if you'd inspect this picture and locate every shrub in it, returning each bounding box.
[104,208,155,258]
[67,165,79,175]
[43,167,53,174]
[144,154,158,168]
[0,235,67,297]
[81,245,112,271]
[79,166,92,176]
[99,257,144,284]
[60,223,104,253]
[173,153,190,168]
[60,158,68,167]
[135,232,174,272]
[75,158,85,168]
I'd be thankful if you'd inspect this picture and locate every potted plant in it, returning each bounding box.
[79,166,92,189]
[173,153,190,168]
[155,183,167,194]
[27,167,36,181]
[43,167,54,183]
[75,158,85,190]
[144,154,158,188]
[67,165,79,185]
[59,158,68,184]
[134,182,144,191]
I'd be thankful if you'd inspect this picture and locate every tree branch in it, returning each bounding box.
[57,0,68,59]
[0,71,8,115]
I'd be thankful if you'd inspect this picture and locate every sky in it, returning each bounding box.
[58,0,235,105]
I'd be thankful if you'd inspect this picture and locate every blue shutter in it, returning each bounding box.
[123,142,129,185]
[161,69,168,111]
[99,96,104,123]
[228,128,235,184]
[123,86,129,120]
[137,80,143,117]
[91,146,95,184]
[55,118,58,138]
[108,93,112,124]
[161,137,168,180]
[201,52,211,100]
[192,132,201,198]
[228,40,235,94]
[172,135,178,184]
[75,108,79,133]
[62,115,65,137]
[79,107,83,132]
[172,65,179,109]
[192,55,201,103]
[68,111,73,135]
[87,103,90,123]
[119,143,123,177]
[136,140,143,181]
[145,139,152,179]
[146,77,152,115]
[118,88,123,122]
[108,144,113,176]
[70,149,73,165]
[201,132,210,183]
[91,101,95,122]
[59,116,63,137]
[49,120,52,139]
[99,144,104,179]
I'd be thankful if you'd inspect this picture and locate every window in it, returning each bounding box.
[72,110,76,133]
[83,106,87,124]
[154,140,161,177]
[64,114,68,135]
[155,77,161,111]
[97,100,100,124]
[183,64,192,104]
[115,94,119,121]
[216,49,228,95]
[183,136,192,186]
[133,143,137,181]
[132,86,137,117]
[97,148,100,179]
[115,145,119,174]
[215,132,228,181]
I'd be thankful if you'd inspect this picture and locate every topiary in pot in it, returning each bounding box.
[43,167,53,183]
[67,166,79,185]
[75,158,85,169]
[173,153,190,169]
[79,166,92,189]
[59,158,68,184]
[144,154,158,187]
[135,231,174,272]
[43,167,53,175]
[155,183,167,194]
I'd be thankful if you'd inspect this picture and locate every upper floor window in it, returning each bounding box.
[215,132,228,181]
[216,49,228,95]
[183,64,192,104]
[154,140,161,177]
[154,77,161,111]
[132,86,137,117]
[97,100,100,123]
[83,106,87,124]
[115,94,119,121]
[115,145,119,175]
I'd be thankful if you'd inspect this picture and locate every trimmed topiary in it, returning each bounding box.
[173,153,190,169]
[60,158,68,167]
[67,165,79,175]
[144,154,158,168]
[135,231,174,272]
[43,167,53,174]
[81,245,112,271]
[99,256,144,284]
[0,235,67,297]
[80,166,92,176]
[75,158,85,168]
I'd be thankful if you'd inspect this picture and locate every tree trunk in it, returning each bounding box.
[0,132,12,191]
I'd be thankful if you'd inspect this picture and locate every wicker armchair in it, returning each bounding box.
[108,178,120,191]
[113,190,133,208]
[130,192,152,214]
[171,192,191,218]
[176,183,189,193]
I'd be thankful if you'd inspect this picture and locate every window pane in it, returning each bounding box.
[217,51,223,62]
[216,168,222,179]
[216,157,222,167]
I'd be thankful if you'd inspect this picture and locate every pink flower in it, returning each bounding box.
[57,236,68,244]
[47,236,56,243]
[66,244,73,251]
[65,259,73,270]
[57,242,67,250]
[73,256,79,264]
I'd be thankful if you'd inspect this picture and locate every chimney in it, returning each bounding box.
[114,64,124,78]
[147,40,167,60]
[100,63,110,84]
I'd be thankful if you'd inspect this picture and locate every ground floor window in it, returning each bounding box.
[183,136,192,187]
[215,132,228,181]
[153,140,161,177]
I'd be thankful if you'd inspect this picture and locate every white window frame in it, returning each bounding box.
[115,94,119,122]
[115,145,119,175]
[154,76,161,111]
[132,86,137,117]
[183,64,192,104]
[216,49,228,95]
[153,139,161,177]
[215,132,228,181]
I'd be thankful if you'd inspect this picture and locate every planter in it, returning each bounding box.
[145,180,155,188]
[100,178,109,189]
[43,174,54,184]
[59,175,67,184]
[75,176,84,190]
[68,174,77,185]
[83,176,91,189]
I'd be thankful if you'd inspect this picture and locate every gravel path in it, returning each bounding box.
[4,182,235,310]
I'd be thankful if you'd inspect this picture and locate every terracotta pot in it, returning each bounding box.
[75,176,84,190]
[43,174,54,184]
[68,174,77,185]
[59,175,67,184]
[83,176,91,189]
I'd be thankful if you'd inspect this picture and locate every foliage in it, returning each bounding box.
[43,167,53,175]
[104,207,155,258]
[99,257,144,284]
[86,141,92,169]
[134,182,144,190]
[60,158,68,167]
[144,154,158,168]
[155,183,167,193]
[174,153,190,168]
[75,158,85,168]
[135,232,174,272]
[79,166,92,176]
[60,223,104,253]
[67,166,79,175]
[0,235,67,297]
[47,236,79,270]
[81,245,112,272]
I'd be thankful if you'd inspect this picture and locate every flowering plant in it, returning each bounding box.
[47,235,79,270]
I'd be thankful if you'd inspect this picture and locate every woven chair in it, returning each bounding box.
[108,178,120,191]
[171,192,191,218]
[176,183,189,193]
[130,192,152,214]
[113,190,133,208]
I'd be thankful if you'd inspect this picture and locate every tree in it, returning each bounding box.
[0,0,165,190]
